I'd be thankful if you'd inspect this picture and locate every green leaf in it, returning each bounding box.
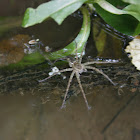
[46,7,91,60]
[94,3,139,36]
[123,4,140,22]
[94,0,126,15]
[94,0,140,22]
[105,0,128,7]
[133,22,140,36]
[5,7,90,69]
[22,0,87,27]
[122,0,140,4]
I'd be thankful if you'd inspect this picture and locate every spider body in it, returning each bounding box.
[71,61,86,74]
[39,45,116,110]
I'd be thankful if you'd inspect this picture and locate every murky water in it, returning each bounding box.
[0,86,140,140]
[0,0,140,140]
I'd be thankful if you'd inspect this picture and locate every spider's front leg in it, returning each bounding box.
[38,68,73,82]
[61,71,75,109]
[75,72,91,110]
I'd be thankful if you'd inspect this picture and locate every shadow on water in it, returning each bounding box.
[0,0,140,140]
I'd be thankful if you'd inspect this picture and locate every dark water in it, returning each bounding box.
[0,87,140,140]
[0,1,140,140]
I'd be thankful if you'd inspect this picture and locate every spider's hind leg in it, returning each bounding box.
[85,66,116,86]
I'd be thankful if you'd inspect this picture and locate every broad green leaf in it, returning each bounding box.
[94,3,140,36]
[51,2,84,24]
[94,0,140,22]
[94,0,126,15]
[123,4,140,22]
[46,7,91,60]
[22,0,87,27]
[105,0,128,6]
[122,0,140,4]
[133,22,140,36]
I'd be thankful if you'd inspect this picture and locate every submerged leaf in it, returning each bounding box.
[22,0,87,27]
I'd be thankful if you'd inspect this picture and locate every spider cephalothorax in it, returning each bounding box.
[71,61,86,74]
[39,45,116,110]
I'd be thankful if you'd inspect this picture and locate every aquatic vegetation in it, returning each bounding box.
[22,0,140,36]
[0,7,90,69]
[1,0,137,67]
[21,0,140,69]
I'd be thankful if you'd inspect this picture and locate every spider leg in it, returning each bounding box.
[79,44,86,63]
[84,61,117,66]
[61,71,75,109]
[74,41,79,61]
[38,68,73,82]
[85,66,116,86]
[75,72,91,110]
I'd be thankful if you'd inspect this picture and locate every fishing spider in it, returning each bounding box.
[39,45,116,110]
